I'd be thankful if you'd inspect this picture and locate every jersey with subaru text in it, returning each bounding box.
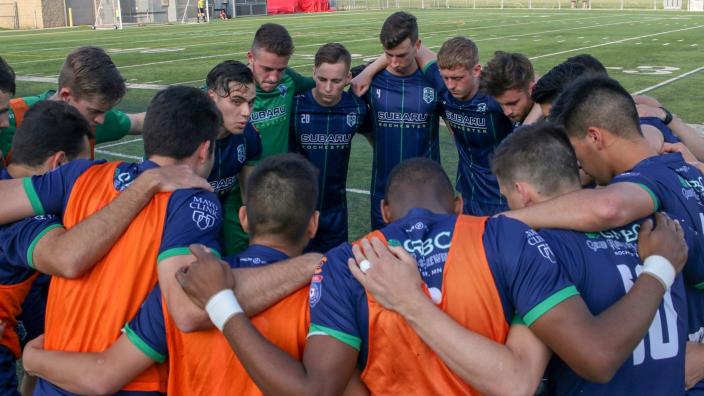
[291,89,367,252]
[124,244,289,363]
[423,62,514,215]
[25,160,222,396]
[364,69,441,229]
[308,210,577,368]
[208,123,262,200]
[540,222,687,395]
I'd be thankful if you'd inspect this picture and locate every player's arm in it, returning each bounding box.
[504,182,655,231]
[350,56,387,97]
[176,251,359,396]
[529,213,687,382]
[414,44,436,71]
[22,335,155,396]
[348,239,549,396]
[522,103,545,125]
[127,112,146,134]
[662,142,704,173]
[686,341,704,390]
[287,68,315,94]
[0,178,33,223]
[32,165,211,278]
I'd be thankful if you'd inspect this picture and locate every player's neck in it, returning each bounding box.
[249,235,305,258]
[5,163,45,179]
[311,89,342,108]
[609,137,658,175]
[147,155,192,169]
[386,63,418,77]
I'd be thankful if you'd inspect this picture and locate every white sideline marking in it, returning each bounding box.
[16,75,168,90]
[94,149,143,161]
[96,138,143,149]
[632,65,704,95]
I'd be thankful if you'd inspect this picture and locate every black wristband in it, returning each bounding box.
[660,107,673,125]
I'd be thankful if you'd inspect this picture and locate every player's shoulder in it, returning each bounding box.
[485,214,533,236]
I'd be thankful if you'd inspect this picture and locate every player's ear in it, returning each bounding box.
[586,127,605,150]
[307,211,320,239]
[197,140,212,164]
[514,181,534,207]
[472,63,482,77]
[381,199,392,224]
[247,50,255,65]
[345,71,352,85]
[239,206,250,235]
[45,151,66,171]
[57,87,72,103]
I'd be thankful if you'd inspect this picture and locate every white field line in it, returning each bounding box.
[632,65,704,95]
[15,75,169,90]
[95,138,143,149]
[94,149,143,161]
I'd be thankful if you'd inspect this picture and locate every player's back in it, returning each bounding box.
[540,223,687,395]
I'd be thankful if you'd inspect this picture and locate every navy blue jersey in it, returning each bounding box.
[364,69,441,229]
[309,210,577,367]
[541,222,687,395]
[125,244,289,361]
[640,116,680,144]
[424,62,514,215]
[208,123,262,200]
[687,289,704,395]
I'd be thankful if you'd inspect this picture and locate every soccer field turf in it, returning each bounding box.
[1,8,703,240]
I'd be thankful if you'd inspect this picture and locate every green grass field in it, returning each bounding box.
[1,8,703,240]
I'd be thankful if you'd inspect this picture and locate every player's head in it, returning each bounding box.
[9,101,92,172]
[437,36,481,101]
[248,23,294,92]
[383,158,462,222]
[241,154,319,251]
[0,56,15,129]
[143,86,221,178]
[312,43,352,107]
[549,75,641,185]
[480,51,535,123]
[565,54,607,75]
[57,46,127,130]
[492,122,580,209]
[206,60,256,134]
[379,12,420,76]
[531,62,587,118]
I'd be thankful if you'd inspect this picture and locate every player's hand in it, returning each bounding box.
[350,72,373,97]
[662,142,698,164]
[21,335,45,376]
[638,212,687,273]
[348,237,425,315]
[175,244,236,309]
[141,165,213,193]
[685,341,704,390]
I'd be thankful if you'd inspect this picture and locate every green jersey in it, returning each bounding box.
[1,90,132,157]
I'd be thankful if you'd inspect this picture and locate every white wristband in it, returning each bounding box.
[205,289,243,331]
[642,255,676,290]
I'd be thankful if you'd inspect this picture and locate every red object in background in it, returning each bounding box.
[267,0,330,14]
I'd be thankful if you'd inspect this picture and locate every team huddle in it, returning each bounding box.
[0,9,703,396]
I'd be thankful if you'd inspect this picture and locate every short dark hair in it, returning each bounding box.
[379,12,418,49]
[58,46,126,105]
[0,56,16,95]
[314,43,351,70]
[246,154,319,245]
[492,122,580,195]
[385,158,454,209]
[549,75,641,139]
[531,62,587,105]
[437,36,479,71]
[480,51,534,97]
[565,54,607,75]
[10,101,92,167]
[206,60,254,97]
[251,23,294,57]
[143,86,221,159]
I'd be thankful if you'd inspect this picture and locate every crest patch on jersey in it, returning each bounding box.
[477,103,487,113]
[237,144,246,163]
[422,87,435,104]
[277,84,288,97]
[192,210,216,231]
[309,274,323,308]
[347,112,357,128]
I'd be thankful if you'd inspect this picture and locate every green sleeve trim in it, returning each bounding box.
[122,324,166,363]
[694,281,704,290]
[308,323,361,351]
[511,314,526,326]
[157,247,221,263]
[523,285,580,326]
[23,177,44,216]
[635,183,660,212]
[26,223,64,269]
[422,60,437,75]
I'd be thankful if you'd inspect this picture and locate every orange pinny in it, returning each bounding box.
[0,272,39,357]
[360,216,510,395]
[43,162,169,392]
[164,286,310,395]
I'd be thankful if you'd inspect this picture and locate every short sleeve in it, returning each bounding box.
[484,216,579,326]
[287,68,315,94]
[540,229,588,287]
[95,109,132,144]
[244,124,262,162]
[308,244,364,351]
[421,61,446,93]
[27,159,97,216]
[611,172,660,212]
[123,286,167,363]
[157,189,223,263]
[0,215,63,270]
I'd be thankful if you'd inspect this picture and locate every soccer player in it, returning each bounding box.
[479,51,539,126]
[0,56,15,130]
[291,43,367,252]
[205,60,262,200]
[197,0,207,22]
[356,11,442,229]
[223,23,315,255]
[0,100,210,396]
[0,46,145,162]
[21,155,349,395]
[176,157,685,395]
